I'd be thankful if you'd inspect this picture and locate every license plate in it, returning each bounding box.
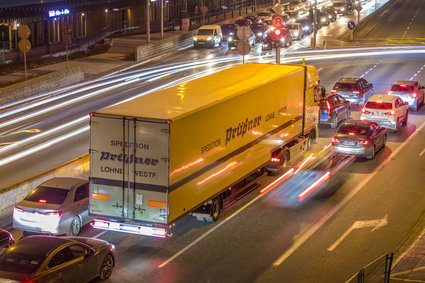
[198,42,205,45]
[345,141,355,146]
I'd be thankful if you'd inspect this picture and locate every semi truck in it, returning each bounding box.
[89,63,321,238]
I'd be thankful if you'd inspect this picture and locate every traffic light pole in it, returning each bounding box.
[313,0,318,48]
[276,47,281,64]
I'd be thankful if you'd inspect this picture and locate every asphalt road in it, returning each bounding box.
[1,0,425,282]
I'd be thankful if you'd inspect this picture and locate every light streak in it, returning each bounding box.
[260,168,295,194]
[197,162,238,185]
[298,171,330,202]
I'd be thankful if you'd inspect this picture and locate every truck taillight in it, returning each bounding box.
[271,157,281,163]
[385,110,395,115]
[412,93,417,98]
[331,137,340,144]
[331,89,337,93]
[358,139,369,145]
[352,90,360,94]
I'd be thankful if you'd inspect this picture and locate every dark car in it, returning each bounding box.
[235,18,252,27]
[262,28,292,51]
[0,235,115,282]
[332,77,374,105]
[296,18,313,34]
[245,14,261,24]
[319,94,351,128]
[225,26,256,49]
[250,22,269,43]
[0,229,14,255]
[332,120,386,160]
[221,23,238,41]
[322,6,337,22]
[318,10,331,26]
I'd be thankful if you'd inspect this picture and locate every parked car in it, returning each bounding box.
[360,94,408,132]
[251,23,269,43]
[388,80,425,111]
[13,177,90,236]
[0,229,14,256]
[319,94,351,128]
[261,28,292,51]
[287,23,304,40]
[332,120,386,160]
[332,77,374,105]
[221,23,238,41]
[193,25,223,48]
[0,235,115,282]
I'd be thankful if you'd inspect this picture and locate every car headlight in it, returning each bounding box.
[193,37,198,41]
[294,31,299,36]
[257,32,263,36]
[321,18,326,22]
[341,7,345,11]
[207,37,212,41]
[329,15,332,18]
[303,26,310,31]
[230,32,234,35]
[280,38,285,42]
[228,37,233,42]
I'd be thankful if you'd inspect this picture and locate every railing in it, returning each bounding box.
[346,253,393,283]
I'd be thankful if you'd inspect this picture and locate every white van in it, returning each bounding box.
[193,25,223,48]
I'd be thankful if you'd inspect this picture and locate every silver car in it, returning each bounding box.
[332,120,386,160]
[13,177,90,236]
[332,77,374,105]
[0,235,115,282]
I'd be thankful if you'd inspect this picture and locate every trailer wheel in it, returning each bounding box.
[208,197,221,223]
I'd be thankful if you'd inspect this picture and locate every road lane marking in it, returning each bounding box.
[409,63,425,80]
[327,215,388,251]
[420,147,425,156]
[272,119,425,267]
[93,230,108,238]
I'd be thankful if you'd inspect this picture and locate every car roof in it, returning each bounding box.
[336,77,362,83]
[198,25,219,29]
[11,236,72,256]
[393,80,417,85]
[368,94,397,103]
[40,177,88,190]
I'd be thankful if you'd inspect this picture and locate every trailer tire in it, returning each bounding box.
[206,197,221,223]
[267,149,289,176]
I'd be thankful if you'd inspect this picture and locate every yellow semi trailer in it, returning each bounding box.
[89,63,320,237]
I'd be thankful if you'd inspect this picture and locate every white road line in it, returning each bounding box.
[272,119,425,267]
[93,230,108,238]
[419,147,425,156]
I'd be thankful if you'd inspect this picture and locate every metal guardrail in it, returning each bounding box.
[346,253,393,283]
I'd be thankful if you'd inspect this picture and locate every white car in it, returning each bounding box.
[388,80,425,111]
[360,94,408,132]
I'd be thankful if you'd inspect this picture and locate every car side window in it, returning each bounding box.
[395,99,400,108]
[356,81,362,90]
[47,247,74,269]
[330,96,339,106]
[74,184,89,202]
[337,96,346,104]
[69,245,89,258]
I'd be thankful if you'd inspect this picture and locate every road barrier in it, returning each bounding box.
[346,253,394,283]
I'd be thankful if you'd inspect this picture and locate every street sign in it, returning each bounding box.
[272,15,284,28]
[18,39,31,53]
[347,21,356,30]
[18,25,31,39]
[237,41,251,55]
[272,3,284,15]
[237,26,252,41]
[355,5,362,11]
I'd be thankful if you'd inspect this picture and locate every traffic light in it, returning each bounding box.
[273,28,283,39]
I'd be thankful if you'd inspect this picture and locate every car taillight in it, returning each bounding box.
[14,206,24,213]
[326,101,331,111]
[412,93,417,98]
[352,90,360,94]
[271,157,281,163]
[358,139,369,145]
[331,137,340,143]
[44,211,62,217]
[331,89,337,93]
[385,110,395,115]
[361,108,371,114]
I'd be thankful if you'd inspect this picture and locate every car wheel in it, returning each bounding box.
[402,111,408,126]
[69,216,82,236]
[99,253,114,280]
[330,116,338,128]
[382,135,387,149]
[0,245,9,256]
[366,146,376,160]
[415,101,419,111]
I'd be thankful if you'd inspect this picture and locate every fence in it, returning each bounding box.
[346,253,394,283]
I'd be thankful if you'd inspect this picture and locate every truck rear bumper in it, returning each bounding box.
[91,219,169,238]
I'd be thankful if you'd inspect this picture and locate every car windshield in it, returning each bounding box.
[365,101,393,110]
[197,29,214,36]
[391,84,414,92]
[24,186,69,205]
[0,252,44,274]
[221,25,236,35]
[334,82,355,90]
[339,125,368,135]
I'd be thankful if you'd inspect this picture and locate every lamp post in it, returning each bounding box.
[147,0,151,43]
[160,0,164,39]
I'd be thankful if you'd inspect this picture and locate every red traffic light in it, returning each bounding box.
[273,28,283,38]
